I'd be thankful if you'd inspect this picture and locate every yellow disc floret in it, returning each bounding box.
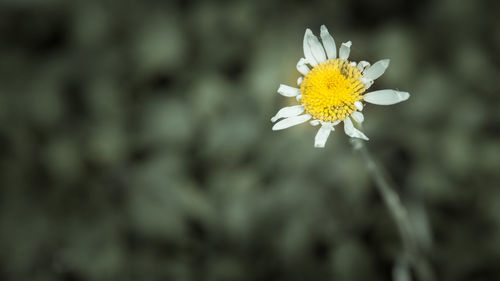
[300,59,366,122]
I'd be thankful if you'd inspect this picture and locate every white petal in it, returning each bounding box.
[343,118,369,140]
[363,90,410,105]
[311,120,339,128]
[354,101,364,111]
[303,29,318,66]
[310,119,321,126]
[320,25,336,59]
[277,84,300,97]
[271,105,305,122]
[296,94,302,102]
[322,121,336,129]
[272,114,312,131]
[339,41,352,60]
[314,125,332,148]
[297,76,303,86]
[363,59,390,81]
[351,111,364,123]
[306,29,327,64]
[296,58,310,75]
[357,61,370,72]
[331,120,341,126]
[360,77,374,89]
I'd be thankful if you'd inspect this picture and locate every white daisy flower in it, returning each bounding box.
[271,25,410,148]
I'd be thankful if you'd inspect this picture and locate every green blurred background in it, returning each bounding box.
[0,0,499,280]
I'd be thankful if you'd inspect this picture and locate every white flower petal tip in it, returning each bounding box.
[314,125,332,148]
[303,29,319,66]
[363,59,390,81]
[357,61,371,72]
[354,101,364,111]
[320,25,337,59]
[363,90,410,105]
[351,111,364,123]
[296,94,302,102]
[339,41,352,60]
[297,77,303,85]
[398,91,410,101]
[344,118,369,141]
[296,58,310,75]
[270,105,305,123]
[272,114,312,131]
[277,84,300,97]
[309,120,321,126]
[306,29,326,65]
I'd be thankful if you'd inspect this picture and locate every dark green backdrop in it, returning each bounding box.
[0,0,499,280]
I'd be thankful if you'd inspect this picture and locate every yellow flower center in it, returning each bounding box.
[300,59,366,122]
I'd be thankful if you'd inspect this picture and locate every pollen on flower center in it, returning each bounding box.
[300,58,366,122]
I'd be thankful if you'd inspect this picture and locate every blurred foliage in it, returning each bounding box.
[0,0,499,280]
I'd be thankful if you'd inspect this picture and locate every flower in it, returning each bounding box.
[271,25,410,148]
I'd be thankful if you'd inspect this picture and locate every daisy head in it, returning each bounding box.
[271,25,410,148]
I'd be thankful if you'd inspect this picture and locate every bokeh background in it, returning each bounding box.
[1,0,499,280]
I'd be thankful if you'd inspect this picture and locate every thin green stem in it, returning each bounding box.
[350,139,435,281]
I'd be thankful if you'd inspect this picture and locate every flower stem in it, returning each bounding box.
[350,139,435,281]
